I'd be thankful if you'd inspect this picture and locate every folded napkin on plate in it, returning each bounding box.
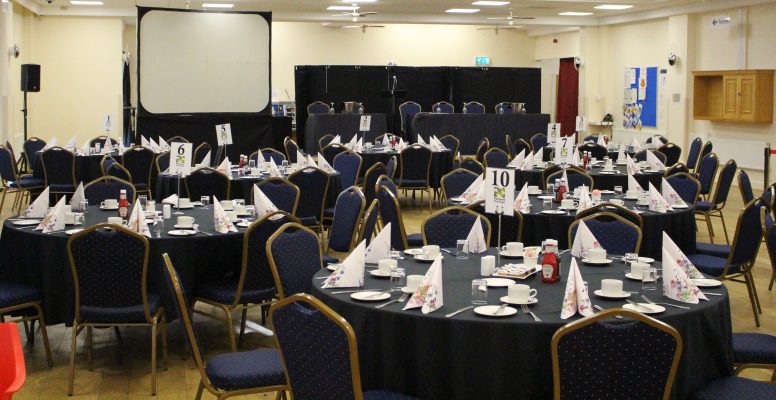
[66,136,77,148]
[295,150,305,165]
[648,182,673,213]
[662,247,706,304]
[103,138,113,154]
[253,184,278,218]
[162,194,178,205]
[317,152,333,172]
[330,135,341,145]
[70,182,85,208]
[507,149,525,168]
[149,137,160,152]
[434,136,448,151]
[571,146,581,167]
[663,232,706,281]
[306,154,316,167]
[365,222,391,264]
[626,154,639,175]
[269,158,282,178]
[597,135,607,147]
[512,183,530,214]
[197,151,211,168]
[417,135,426,146]
[571,220,601,258]
[628,173,643,194]
[463,217,487,254]
[646,150,665,171]
[118,142,125,155]
[577,186,593,212]
[460,174,484,204]
[141,136,150,148]
[560,168,570,192]
[25,187,50,218]
[212,196,237,233]
[355,137,363,153]
[397,138,406,152]
[216,158,231,175]
[127,200,151,237]
[382,134,391,146]
[403,255,444,314]
[521,151,535,171]
[348,135,358,149]
[36,196,66,233]
[561,258,594,319]
[630,136,642,152]
[41,138,57,151]
[661,178,686,207]
[535,146,544,163]
[159,137,169,150]
[322,240,366,288]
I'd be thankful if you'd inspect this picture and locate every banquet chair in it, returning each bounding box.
[185,167,230,201]
[166,135,188,143]
[645,135,668,146]
[693,196,768,261]
[431,101,454,114]
[398,144,433,212]
[687,199,764,326]
[376,175,398,197]
[0,145,44,214]
[664,163,690,177]
[0,323,26,398]
[83,176,136,205]
[462,101,485,114]
[283,137,300,163]
[461,158,484,175]
[574,203,643,230]
[256,178,300,215]
[322,143,348,166]
[40,146,76,198]
[358,199,380,245]
[577,143,608,159]
[193,142,211,166]
[362,162,388,206]
[326,187,366,254]
[530,134,548,152]
[213,145,226,167]
[89,136,118,148]
[269,294,419,400]
[695,159,735,244]
[441,168,478,204]
[194,211,299,352]
[105,160,133,183]
[318,134,335,151]
[155,151,170,174]
[376,186,422,250]
[542,165,565,188]
[67,224,167,395]
[657,143,682,166]
[266,222,323,299]
[386,156,397,180]
[421,206,491,248]
[307,101,331,115]
[695,153,719,200]
[22,137,46,174]
[583,134,598,142]
[552,308,682,400]
[440,135,460,157]
[762,210,776,290]
[399,101,422,134]
[514,138,532,158]
[0,280,53,368]
[483,148,509,169]
[546,168,595,191]
[568,212,642,255]
[160,254,288,400]
[121,146,155,198]
[634,150,667,164]
[666,173,701,207]
[6,141,23,174]
[288,166,330,233]
[738,169,754,204]
[690,376,776,399]
[475,138,490,163]
[685,137,703,172]
[697,141,714,170]
[495,102,515,114]
[333,151,362,189]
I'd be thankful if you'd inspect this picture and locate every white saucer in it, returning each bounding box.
[623,303,665,314]
[599,171,616,174]
[401,287,415,294]
[638,257,655,263]
[474,305,517,317]
[326,263,342,271]
[483,278,516,288]
[558,206,577,211]
[625,273,643,281]
[499,251,524,258]
[236,221,251,228]
[594,289,631,299]
[404,249,422,256]
[692,278,723,288]
[449,197,464,203]
[174,224,195,229]
[168,229,196,236]
[173,205,194,210]
[623,196,639,201]
[499,296,538,305]
[65,228,84,235]
[582,258,613,265]
[413,254,436,262]
[672,204,689,209]
[540,210,566,215]
[100,206,118,211]
[350,291,390,302]
[12,219,40,226]
[537,195,554,200]
[369,270,391,278]
[191,202,203,207]
[528,191,542,196]
[599,190,615,194]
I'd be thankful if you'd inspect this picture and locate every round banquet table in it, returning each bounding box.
[514,163,663,191]
[311,250,733,400]
[358,149,454,189]
[0,205,247,325]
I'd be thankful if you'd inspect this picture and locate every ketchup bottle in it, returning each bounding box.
[541,240,560,283]
[555,179,567,203]
[118,189,129,221]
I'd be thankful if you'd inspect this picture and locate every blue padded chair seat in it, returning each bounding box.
[690,376,776,399]
[133,182,148,190]
[364,390,418,399]
[733,333,776,365]
[49,183,76,192]
[323,255,340,265]
[298,216,319,226]
[397,179,427,188]
[197,280,275,305]
[0,282,42,308]
[695,201,713,211]
[9,176,44,189]
[205,349,286,391]
[696,242,731,258]
[323,206,335,218]
[80,294,161,323]
[407,233,423,247]
[686,253,737,276]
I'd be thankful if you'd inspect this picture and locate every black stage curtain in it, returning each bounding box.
[122,61,132,144]
[452,67,541,114]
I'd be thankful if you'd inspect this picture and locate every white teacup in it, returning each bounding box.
[220,200,234,210]
[234,204,247,215]
[178,197,192,208]
[528,185,540,194]
[378,259,397,274]
[251,168,261,176]
[226,211,238,221]
[523,246,541,258]
[501,242,523,256]
[561,199,577,209]
[107,216,123,225]
[177,216,194,228]
[508,284,537,303]
[611,199,625,206]
[601,279,624,296]
[101,199,118,209]
[638,193,651,206]
[626,189,638,198]
[583,248,607,262]
[630,262,648,279]
[422,245,440,259]
[64,212,76,225]
[406,275,424,291]
[480,255,495,276]
[524,255,539,267]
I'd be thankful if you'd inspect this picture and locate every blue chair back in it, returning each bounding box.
[697,153,719,196]
[358,200,380,245]
[243,212,299,300]
[84,177,136,205]
[711,160,737,207]
[399,101,421,133]
[0,146,18,183]
[267,223,322,298]
[657,143,681,166]
[461,158,484,175]
[288,167,330,223]
[327,187,366,252]
[333,151,362,189]
[483,148,509,169]
[698,141,713,167]
[307,101,331,115]
[376,187,408,250]
[762,209,776,278]
[463,101,485,114]
[194,143,211,165]
[441,169,478,200]
[284,138,300,163]
[362,162,387,206]
[386,156,397,179]
[318,134,335,152]
[728,199,765,268]
[106,163,132,182]
[376,175,398,197]
[422,207,491,248]
[322,143,347,166]
[185,168,230,200]
[398,145,432,185]
[569,213,642,255]
[686,138,703,171]
[122,146,155,185]
[665,163,689,177]
[431,101,454,114]
[646,135,668,145]
[739,169,754,204]
[156,152,170,173]
[41,147,76,190]
[666,173,700,206]
[256,178,300,214]
[23,137,46,170]
[547,168,594,191]
[475,139,489,163]
[89,136,118,147]
[578,143,608,159]
[259,149,286,165]
[440,135,460,156]
[513,139,531,158]
[531,134,548,151]
[583,135,597,142]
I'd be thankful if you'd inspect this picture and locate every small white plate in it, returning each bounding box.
[236,221,251,228]
[173,205,194,210]
[65,228,84,235]
[326,263,342,271]
[483,278,516,288]
[100,206,118,211]
[623,196,639,201]
[174,224,195,229]
[350,291,390,302]
[538,195,554,200]
[558,206,577,211]
[473,305,518,317]
[692,278,723,288]
[168,229,196,236]
[499,251,524,258]
[401,287,415,294]
[191,202,203,207]
[599,190,615,195]
[638,257,655,263]
[540,210,566,215]
[369,270,391,278]
[625,273,643,281]
[404,249,422,256]
[599,171,616,175]
[413,254,436,263]
[528,191,542,196]
[499,296,538,306]
[12,219,40,226]
[582,258,613,265]
[449,197,464,203]
[594,289,631,299]
[623,303,665,314]
[672,204,689,209]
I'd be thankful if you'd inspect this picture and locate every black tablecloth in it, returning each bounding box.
[0,206,245,325]
[33,153,108,184]
[311,250,733,400]
[410,113,550,154]
[304,113,387,154]
[359,150,454,189]
[515,163,663,191]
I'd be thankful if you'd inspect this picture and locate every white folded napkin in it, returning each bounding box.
[216,158,231,175]
[460,174,484,203]
[69,182,85,208]
[212,196,237,233]
[403,255,444,314]
[417,135,426,145]
[295,150,305,165]
[141,136,150,148]
[101,138,112,154]
[317,152,333,172]
[662,247,706,304]
[118,142,126,155]
[560,258,594,319]
[560,168,570,192]
[36,196,66,233]
[433,136,448,150]
[41,138,57,151]
[162,194,178,205]
[631,136,642,151]
[25,187,50,218]
[597,135,607,147]
[159,137,169,150]
[198,151,211,168]
[507,149,525,168]
[66,136,77,148]
[463,217,487,254]
[662,232,705,280]
[355,137,364,152]
[382,135,391,146]
[648,182,673,213]
[269,158,281,178]
[253,184,278,218]
[348,134,358,149]
[535,146,544,163]
[513,183,530,214]
[661,178,686,207]
[322,240,366,288]
[365,222,391,264]
[127,200,151,237]
[571,146,581,167]
[646,150,665,171]
[628,173,643,194]
[398,138,407,151]
[571,220,601,258]
[520,151,535,171]
[626,154,639,175]
[577,186,593,212]
[306,154,316,167]
[149,137,160,152]
[330,135,342,145]
[617,146,626,163]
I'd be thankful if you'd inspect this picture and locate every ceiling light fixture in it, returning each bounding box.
[447,8,480,13]
[472,1,510,5]
[559,11,593,16]
[203,3,233,8]
[594,4,633,10]
[328,5,358,11]
[70,1,103,5]
[345,0,377,3]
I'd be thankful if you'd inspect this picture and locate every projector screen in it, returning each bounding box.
[138,8,271,114]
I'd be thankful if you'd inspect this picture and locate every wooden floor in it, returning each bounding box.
[4,186,776,399]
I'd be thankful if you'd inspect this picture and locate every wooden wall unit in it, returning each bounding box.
[693,69,774,123]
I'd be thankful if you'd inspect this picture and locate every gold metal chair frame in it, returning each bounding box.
[463,101,485,114]
[398,144,433,213]
[545,167,595,191]
[325,186,366,254]
[266,223,324,300]
[256,177,301,216]
[288,166,331,235]
[0,145,43,214]
[440,168,478,204]
[357,199,380,244]
[40,146,77,197]
[155,151,169,174]
[431,101,454,113]
[83,176,138,204]
[483,147,510,169]
[283,136,298,162]
[574,202,644,230]
[184,167,232,201]
[318,134,335,152]
[375,186,414,250]
[398,101,421,134]
[307,100,331,115]
[0,297,53,368]
[439,134,460,157]
[421,206,493,246]
[333,150,363,188]
[121,145,155,198]
[474,138,490,163]
[568,211,643,254]
[252,148,287,164]
[166,135,189,143]
[21,136,46,175]
[694,158,733,244]
[194,142,212,165]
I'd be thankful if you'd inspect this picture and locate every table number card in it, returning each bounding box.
[548,123,560,144]
[359,115,372,132]
[169,142,192,176]
[575,116,587,133]
[484,167,515,216]
[554,134,575,165]
[215,123,233,145]
[103,115,113,133]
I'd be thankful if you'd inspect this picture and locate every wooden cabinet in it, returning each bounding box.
[693,70,773,123]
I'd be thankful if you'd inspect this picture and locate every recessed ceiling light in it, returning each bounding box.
[345,0,376,3]
[594,4,633,10]
[70,1,103,5]
[472,1,510,5]
[447,9,480,13]
[203,3,233,8]
[328,5,358,11]
[559,11,593,16]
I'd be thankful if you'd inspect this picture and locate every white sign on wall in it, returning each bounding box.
[484,167,515,216]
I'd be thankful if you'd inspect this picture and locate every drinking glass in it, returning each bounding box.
[390,268,406,290]
[154,217,165,238]
[471,279,488,305]
[542,198,553,210]
[248,159,256,169]
[281,160,289,169]
[624,253,638,274]
[74,213,85,226]
[138,195,148,211]
[614,185,623,198]
[390,250,401,260]
[546,184,555,196]
[456,239,469,259]
[200,196,210,208]
[642,267,658,291]
[79,200,89,213]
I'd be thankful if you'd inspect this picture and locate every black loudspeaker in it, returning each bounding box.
[21,64,40,92]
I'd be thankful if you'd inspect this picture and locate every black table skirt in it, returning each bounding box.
[0,207,244,325]
[311,250,733,400]
[304,113,387,154]
[359,150,454,189]
[410,113,550,154]
[516,164,663,191]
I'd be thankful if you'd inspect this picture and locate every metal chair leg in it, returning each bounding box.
[86,326,93,371]
[221,306,237,352]
[744,273,761,327]
[195,381,205,400]
[719,212,730,245]
[68,322,78,396]
[238,307,248,348]
[769,272,775,291]
[705,214,715,244]
[33,304,53,367]
[161,315,169,370]
[749,271,762,314]
[151,321,158,395]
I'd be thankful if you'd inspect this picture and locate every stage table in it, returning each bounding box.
[304,113,387,154]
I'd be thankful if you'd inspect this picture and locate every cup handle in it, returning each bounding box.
[100,201,105,207]
[529,289,537,298]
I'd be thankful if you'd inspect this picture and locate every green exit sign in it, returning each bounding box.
[475,56,491,66]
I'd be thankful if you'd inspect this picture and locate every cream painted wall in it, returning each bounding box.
[8,3,34,148]
[534,31,579,61]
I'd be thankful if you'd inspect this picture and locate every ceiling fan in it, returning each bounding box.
[344,24,386,33]
[487,8,534,26]
[332,3,378,22]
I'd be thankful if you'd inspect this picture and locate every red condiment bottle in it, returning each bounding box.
[541,241,560,283]
[555,179,567,203]
[118,189,129,221]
